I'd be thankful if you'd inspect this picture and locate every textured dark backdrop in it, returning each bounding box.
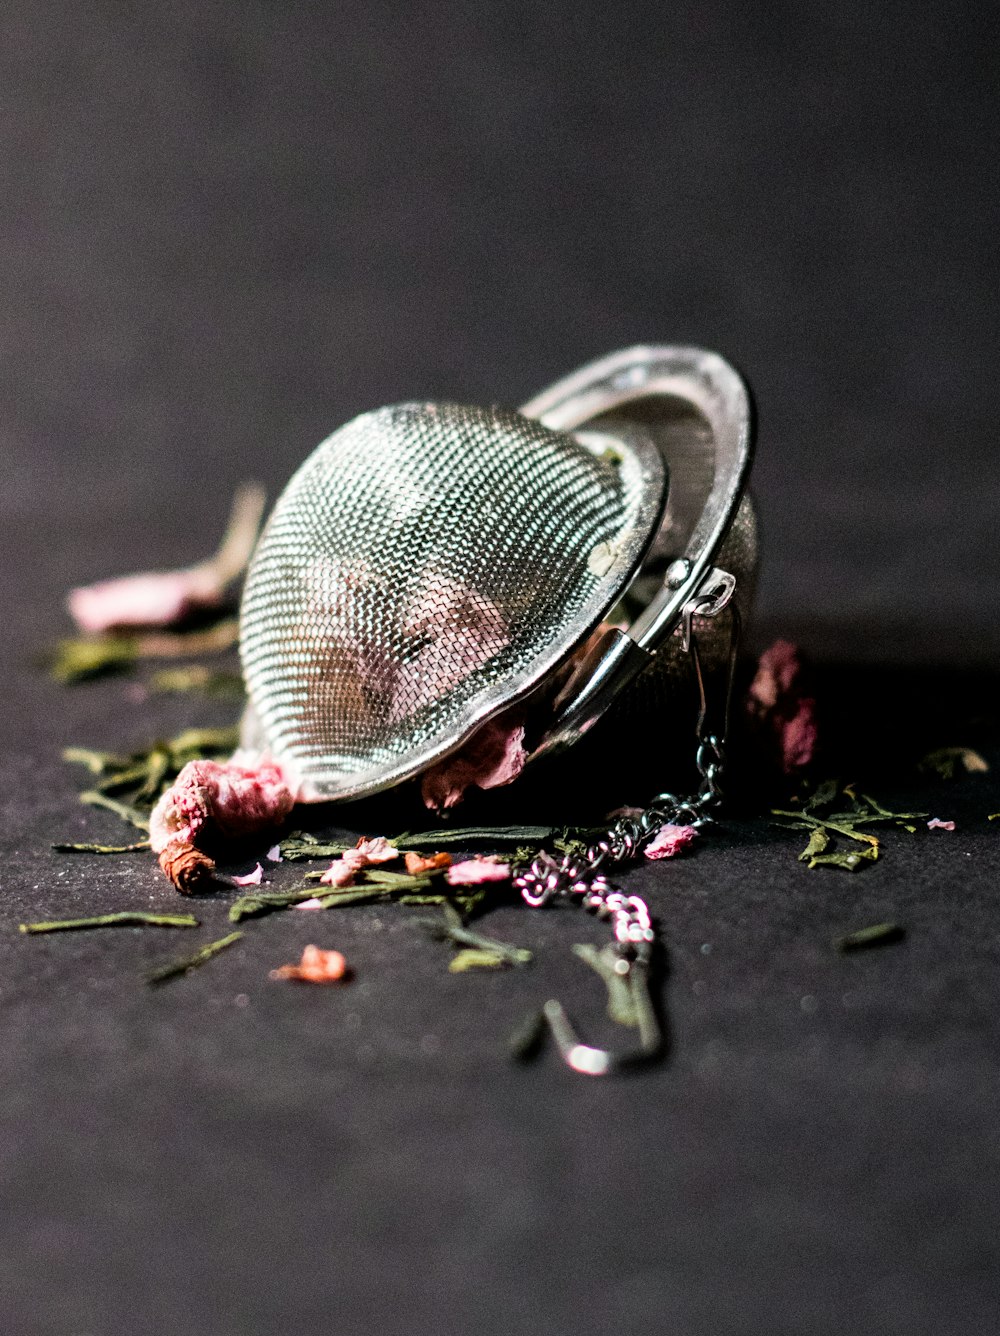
[2,3,999,1334]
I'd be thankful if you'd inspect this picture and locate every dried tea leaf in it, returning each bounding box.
[807,846,879,871]
[393,825,556,847]
[49,634,140,683]
[150,666,244,698]
[228,887,327,922]
[920,747,989,780]
[571,943,640,1027]
[420,918,532,965]
[80,790,151,831]
[146,931,242,984]
[21,911,198,934]
[448,948,509,972]
[798,827,830,861]
[834,922,905,951]
[52,840,151,854]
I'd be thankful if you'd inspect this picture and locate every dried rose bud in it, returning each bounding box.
[270,944,349,983]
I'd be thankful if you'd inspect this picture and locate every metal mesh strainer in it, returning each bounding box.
[240,347,756,802]
[241,400,666,799]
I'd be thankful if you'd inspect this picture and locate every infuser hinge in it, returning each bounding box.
[680,566,737,652]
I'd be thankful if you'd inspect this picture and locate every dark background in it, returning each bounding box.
[2,3,999,1333]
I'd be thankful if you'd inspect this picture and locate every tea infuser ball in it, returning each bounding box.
[239,346,756,803]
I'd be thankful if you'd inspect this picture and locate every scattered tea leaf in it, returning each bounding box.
[146,931,242,984]
[393,825,556,848]
[449,948,510,972]
[49,634,140,683]
[280,838,355,861]
[798,827,830,861]
[80,790,151,831]
[920,747,989,780]
[834,922,906,951]
[420,917,532,965]
[571,943,640,1027]
[52,840,151,854]
[150,666,244,698]
[21,911,198,934]
[807,847,879,871]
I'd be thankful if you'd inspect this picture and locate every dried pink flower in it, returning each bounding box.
[644,824,699,859]
[747,640,818,774]
[67,483,264,633]
[927,818,956,831]
[446,857,511,886]
[404,851,452,875]
[421,708,527,812]
[266,844,282,862]
[293,898,325,911]
[270,944,349,983]
[352,836,398,865]
[230,863,264,886]
[149,754,294,894]
[319,859,357,888]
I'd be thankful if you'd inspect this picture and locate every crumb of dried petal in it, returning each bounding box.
[266,844,282,862]
[269,944,349,983]
[292,898,325,910]
[644,824,699,859]
[319,859,356,887]
[421,709,527,812]
[927,818,956,831]
[231,863,263,886]
[158,841,216,894]
[747,640,818,774]
[405,851,452,876]
[352,836,398,864]
[446,857,511,886]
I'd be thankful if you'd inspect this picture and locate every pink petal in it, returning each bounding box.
[266,844,282,862]
[445,857,511,886]
[231,863,263,886]
[927,818,956,831]
[421,709,527,812]
[293,898,325,910]
[68,568,224,634]
[746,640,818,774]
[353,837,398,864]
[644,824,699,859]
[319,859,356,887]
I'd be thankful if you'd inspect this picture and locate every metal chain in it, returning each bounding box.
[512,595,739,960]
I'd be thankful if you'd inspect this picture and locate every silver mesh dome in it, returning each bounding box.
[240,401,666,800]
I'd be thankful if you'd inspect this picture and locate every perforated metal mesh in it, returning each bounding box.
[240,402,665,799]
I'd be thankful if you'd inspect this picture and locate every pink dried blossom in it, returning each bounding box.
[270,944,349,983]
[747,640,818,774]
[644,824,699,859]
[149,754,295,893]
[67,483,264,633]
[266,844,282,862]
[421,708,527,812]
[318,836,399,888]
[230,863,264,886]
[293,898,325,911]
[319,859,357,888]
[927,818,956,831]
[446,857,511,886]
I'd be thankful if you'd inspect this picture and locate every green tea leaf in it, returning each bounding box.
[49,635,139,683]
[807,846,879,871]
[420,918,532,965]
[449,948,509,972]
[150,666,244,698]
[920,747,989,780]
[146,931,242,984]
[834,922,905,951]
[21,912,198,934]
[52,840,151,854]
[798,827,829,861]
[79,790,151,831]
[392,825,556,847]
[571,943,640,1027]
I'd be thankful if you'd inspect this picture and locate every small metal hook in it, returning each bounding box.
[538,954,664,1076]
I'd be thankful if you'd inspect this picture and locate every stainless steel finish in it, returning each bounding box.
[240,400,666,800]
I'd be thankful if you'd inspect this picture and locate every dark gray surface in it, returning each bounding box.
[2,3,1000,1333]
